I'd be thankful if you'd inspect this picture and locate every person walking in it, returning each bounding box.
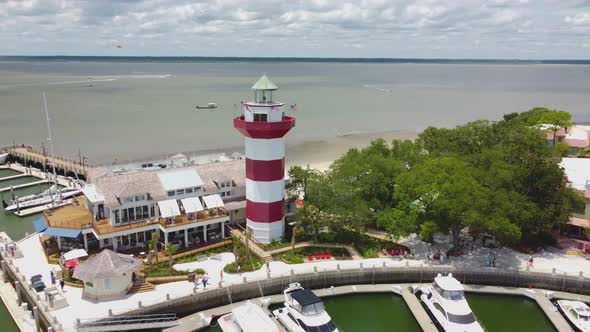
[59,279,65,291]
[266,261,270,273]
[202,273,209,288]
[529,255,534,267]
[50,271,56,285]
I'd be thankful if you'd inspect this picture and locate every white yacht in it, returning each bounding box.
[419,273,485,332]
[272,283,338,332]
[5,187,81,212]
[217,302,279,332]
[556,300,590,331]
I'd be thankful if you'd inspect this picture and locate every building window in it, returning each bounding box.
[135,195,145,201]
[114,210,120,224]
[123,196,133,203]
[194,187,201,191]
[253,113,267,122]
[167,191,175,197]
[176,189,184,196]
[122,209,129,223]
[225,191,231,197]
[128,208,135,221]
[185,187,193,194]
[220,192,225,197]
[142,206,149,219]
[220,182,225,188]
[135,206,142,218]
[150,204,155,217]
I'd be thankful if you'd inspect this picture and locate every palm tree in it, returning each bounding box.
[148,231,160,269]
[165,243,179,271]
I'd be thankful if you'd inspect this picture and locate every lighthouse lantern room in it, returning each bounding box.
[233,75,296,243]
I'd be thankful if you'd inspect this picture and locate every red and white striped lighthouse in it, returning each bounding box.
[233,75,296,243]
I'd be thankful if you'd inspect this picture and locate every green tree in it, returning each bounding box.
[387,157,494,248]
[165,243,179,271]
[540,109,572,146]
[148,231,160,268]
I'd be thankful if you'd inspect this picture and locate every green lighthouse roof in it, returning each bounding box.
[252,75,278,90]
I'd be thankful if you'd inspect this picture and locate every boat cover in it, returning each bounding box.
[33,217,48,233]
[291,289,322,306]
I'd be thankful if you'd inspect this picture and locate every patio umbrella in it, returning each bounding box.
[64,259,80,268]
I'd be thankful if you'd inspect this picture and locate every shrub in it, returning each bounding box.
[194,268,206,275]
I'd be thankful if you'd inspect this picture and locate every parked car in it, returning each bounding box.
[30,274,46,292]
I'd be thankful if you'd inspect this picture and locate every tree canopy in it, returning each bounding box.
[289,107,581,247]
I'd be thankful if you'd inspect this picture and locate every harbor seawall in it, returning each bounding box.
[121,264,590,318]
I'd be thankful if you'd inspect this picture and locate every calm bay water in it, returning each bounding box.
[1,60,590,164]
[467,293,556,332]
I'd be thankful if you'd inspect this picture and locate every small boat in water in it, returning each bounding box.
[0,153,8,164]
[556,300,590,331]
[217,302,279,332]
[272,282,338,332]
[5,186,82,212]
[419,273,485,332]
[196,102,218,110]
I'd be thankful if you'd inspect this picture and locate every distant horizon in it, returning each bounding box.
[1,55,590,65]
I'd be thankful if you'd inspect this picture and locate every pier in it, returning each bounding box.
[0,180,50,193]
[0,174,31,182]
[5,146,92,180]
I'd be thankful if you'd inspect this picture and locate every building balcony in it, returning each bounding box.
[233,116,295,139]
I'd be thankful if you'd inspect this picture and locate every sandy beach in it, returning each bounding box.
[286,130,418,171]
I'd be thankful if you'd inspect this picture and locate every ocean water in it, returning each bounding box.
[1,60,590,164]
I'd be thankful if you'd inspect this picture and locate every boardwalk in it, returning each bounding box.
[400,287,439,332]
[230,228,273,262]
[7,147,91,178]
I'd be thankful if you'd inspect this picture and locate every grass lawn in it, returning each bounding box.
[275,246,351,264]
[224,242,263,273]
[260,238,292,251]
[308,231,409,258]
[144,245,233,278]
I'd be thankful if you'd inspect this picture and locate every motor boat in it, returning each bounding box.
[0,153,8,164]
[556,300,590,331]
[217,302,279,332]
[196,102,218,110]
[4,186,82,212]
[272,282,338,332]
[419,273,485,332]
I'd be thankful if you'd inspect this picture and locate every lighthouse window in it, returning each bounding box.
[253,113,267,122]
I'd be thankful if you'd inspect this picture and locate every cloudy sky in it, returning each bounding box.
[1,0,590,59]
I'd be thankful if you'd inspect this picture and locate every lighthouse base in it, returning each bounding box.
[246,219,284,243]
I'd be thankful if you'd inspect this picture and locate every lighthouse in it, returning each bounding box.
[233,75,296,243]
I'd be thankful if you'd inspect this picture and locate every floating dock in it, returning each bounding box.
[13,199,74,217]
[0,180,50,193]
[0,174,30,182]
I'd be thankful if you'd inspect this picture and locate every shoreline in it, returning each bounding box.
[91,129,418,172]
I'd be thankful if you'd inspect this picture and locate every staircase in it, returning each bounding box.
[229,228,273,262]
[128,282,155,294]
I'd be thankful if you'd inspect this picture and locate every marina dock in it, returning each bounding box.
[0,174,30,182]
[6,147,91,179]
[13,199,74,217]
[0,180,50,193]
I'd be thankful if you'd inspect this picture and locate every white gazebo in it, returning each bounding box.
[72,249,140,301]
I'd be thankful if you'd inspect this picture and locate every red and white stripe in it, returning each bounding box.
[244,136,285,240]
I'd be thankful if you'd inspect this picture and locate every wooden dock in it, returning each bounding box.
[400,286,439,332]
[6,146,91,178]
[14,198,74,217]
[0,174,29,182]
[0,179,50,193]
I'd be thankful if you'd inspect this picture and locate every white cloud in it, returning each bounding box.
[0,0,588,58]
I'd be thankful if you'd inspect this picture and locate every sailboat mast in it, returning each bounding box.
[42,92,59,207]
